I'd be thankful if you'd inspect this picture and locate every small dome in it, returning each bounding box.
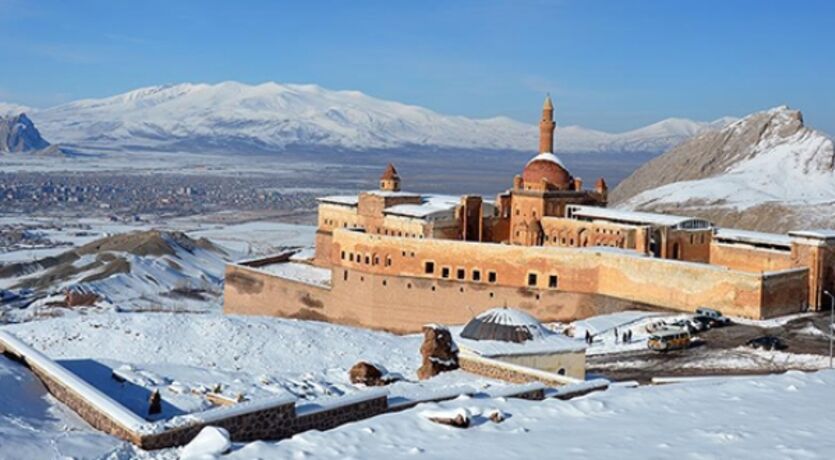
[460,307,552,343]
[522,153,571,188]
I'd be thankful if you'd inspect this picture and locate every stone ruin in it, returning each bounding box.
[417,324,459,380]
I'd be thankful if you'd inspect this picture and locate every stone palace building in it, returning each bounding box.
[224,97,835,332]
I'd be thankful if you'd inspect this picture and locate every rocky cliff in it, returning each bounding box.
[611,106,835,232]
[0,113,59,154]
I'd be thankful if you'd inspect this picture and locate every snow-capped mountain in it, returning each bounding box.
[612,106,835,232]
[0,113,53,153]
[12,81,729,154]
[0,102,31,116]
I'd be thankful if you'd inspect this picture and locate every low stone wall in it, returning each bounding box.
[459,352,582,387]
[33,361,144,445]
[0,331,563,451]
[293,393,389,433]
[139,398,298,449]
[0,331,146,445]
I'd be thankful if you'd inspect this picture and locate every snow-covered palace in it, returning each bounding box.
[224,97,835,332]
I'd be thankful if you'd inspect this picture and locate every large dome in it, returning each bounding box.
[460,307,553,343]
[522,152,571,188]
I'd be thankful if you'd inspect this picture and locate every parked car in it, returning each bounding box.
[695,307,732,327]
[746,336,787,351]
[648,328,691,352]
[691,316,716,330]
[669,319,700,334]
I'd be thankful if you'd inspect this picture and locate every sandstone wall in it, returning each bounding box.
[459,353,581,387]
[224,263,657,333]
[487,351,586,380]
[710,243,794,272]
[329,230,805,320]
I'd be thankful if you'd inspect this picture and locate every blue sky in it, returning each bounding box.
[1,0,833,133]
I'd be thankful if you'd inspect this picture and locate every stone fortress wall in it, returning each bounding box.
[225,228,810,333]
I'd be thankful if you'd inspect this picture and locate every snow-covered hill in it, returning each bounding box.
[612,106,835,232]
[0,230,231,319]
[11,81,729,154]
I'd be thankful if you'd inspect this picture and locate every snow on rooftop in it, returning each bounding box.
[788,229,835,240]
[452,318,586,358]
[255,262,332,287]
[569,205,707,228]
[715,228,792,247]
[527,152,567,169]
[384,194,463,219]
[317,195,359,206]
[365,190,422,198]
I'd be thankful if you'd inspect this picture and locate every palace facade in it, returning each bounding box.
[224,97,835,332]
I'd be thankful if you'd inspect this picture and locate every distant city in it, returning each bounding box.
[0,172,318,218]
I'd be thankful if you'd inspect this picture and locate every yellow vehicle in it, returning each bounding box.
[647,328,691,352]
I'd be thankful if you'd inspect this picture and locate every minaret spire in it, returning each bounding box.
[539,94,555,153]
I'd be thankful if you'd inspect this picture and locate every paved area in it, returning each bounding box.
[588,312,833,383]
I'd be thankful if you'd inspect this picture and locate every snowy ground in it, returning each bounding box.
[3,313,508,421]
[220,370,835,459]
[4,326,834,460]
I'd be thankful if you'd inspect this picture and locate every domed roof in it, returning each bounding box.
[460,307,553,343]
[522,152,571,187]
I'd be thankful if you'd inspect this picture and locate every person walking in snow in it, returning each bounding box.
[627,330,633,343]
[585,330,591,344]
[614,327,618,344]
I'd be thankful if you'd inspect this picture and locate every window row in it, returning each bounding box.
[340,250,393,267]
[423,261,498,284]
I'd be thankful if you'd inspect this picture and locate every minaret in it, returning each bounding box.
[539,94,555,153]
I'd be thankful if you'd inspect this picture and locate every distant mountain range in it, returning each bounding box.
[612,106,835,232]
[3,81,733,155]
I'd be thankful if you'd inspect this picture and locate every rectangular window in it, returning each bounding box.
[527,273,538,287]
[456,268,465,280]
[488,271,497,283]
[549,275,558,289]
[424,261,435,274]
[343,270,348,281]
[441,267,450,279]
[349,253,354,262]
[472,269,481,282]
[341,251,346,260]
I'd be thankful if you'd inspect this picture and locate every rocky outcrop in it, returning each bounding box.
[611,106,835,233]
[417,325,459,380]
[65,290,100,307]
[0,113,56,153]
[349,361,393,387]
